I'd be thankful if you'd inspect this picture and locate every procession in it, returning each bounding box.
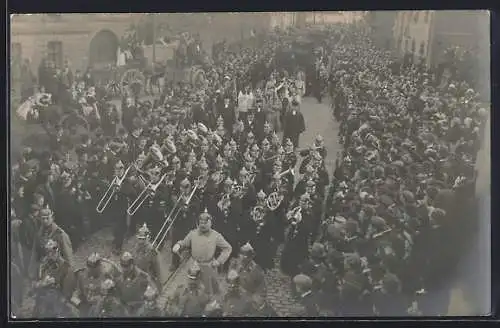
[10,13,488,318]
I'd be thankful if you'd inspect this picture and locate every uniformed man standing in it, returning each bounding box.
[136,285,163,317]
[32,207,74,275]
[165,262,210,317]
[173,210,232,296]
[88,279,129,317]
[73,253,121,316]
[228,243,267,305]
[115,252,155,315]
[129,223,162,285]
[221,270,256,317]
[31,274,80,318]
[36,239,76,301]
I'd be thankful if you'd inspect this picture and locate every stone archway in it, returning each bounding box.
[89,29,119,69]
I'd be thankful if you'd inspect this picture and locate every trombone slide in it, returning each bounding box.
[127,173,167,216]
[96,165,132,214]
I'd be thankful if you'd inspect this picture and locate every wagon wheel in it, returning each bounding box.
[120,68,146,97]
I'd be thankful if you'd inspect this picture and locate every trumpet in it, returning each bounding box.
[96,165,132,214]
[127,173,167,216]
[151,177,200,251]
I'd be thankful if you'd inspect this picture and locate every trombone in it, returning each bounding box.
[279,168,295,177]
[127,173,168,216]
[151,176,201,251]
[96,165,132,214]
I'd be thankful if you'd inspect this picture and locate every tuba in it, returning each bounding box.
[266,191,284,211]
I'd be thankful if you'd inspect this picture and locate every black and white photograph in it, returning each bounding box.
[9,11,491,318]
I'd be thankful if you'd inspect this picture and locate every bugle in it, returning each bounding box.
[96,165,132,214]
[127,173,167,216]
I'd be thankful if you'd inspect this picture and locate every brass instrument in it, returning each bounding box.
[250,205,266,222]
[372,228,392,239]
[96,165,132,213]
[151,176,201,251]
[279,168,295,178]
[266,191,284,211]
[286,205,302,222]
[217,193,231,212]
[127,173,168,216]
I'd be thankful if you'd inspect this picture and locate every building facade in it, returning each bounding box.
[10,13,273,74]
[11,14,141,74]
[269,12,296,30]
[392,10,489,99]
[304,11,365,25]
[393,10,489,67]
[367,11,398,50]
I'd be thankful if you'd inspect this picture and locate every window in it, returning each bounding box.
[411,39,416,54]
[414,11,420,23]
[47,41,63,68]
[404,38,409,52]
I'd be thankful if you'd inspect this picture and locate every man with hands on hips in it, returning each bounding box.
[172,209,233,296]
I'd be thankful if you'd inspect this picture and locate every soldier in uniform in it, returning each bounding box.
[129,224,162,286]
[244,190,275,271]
[34,206,74,269]
[107,160,134,255]
[88,279,129,317]
[203,300,224,317]
[136,285,163,317]
[291,274,320,316]
[74,252,121,316]
[165,262,210,317]
[116,252,155,315]
[173,210,232,296]
[228,243,267,306]
[36,239,75,300]
[280,196,311,277]
[221,270,256,317]
[31,274,80,318]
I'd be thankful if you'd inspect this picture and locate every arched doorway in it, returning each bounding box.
[89,29,119,69]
